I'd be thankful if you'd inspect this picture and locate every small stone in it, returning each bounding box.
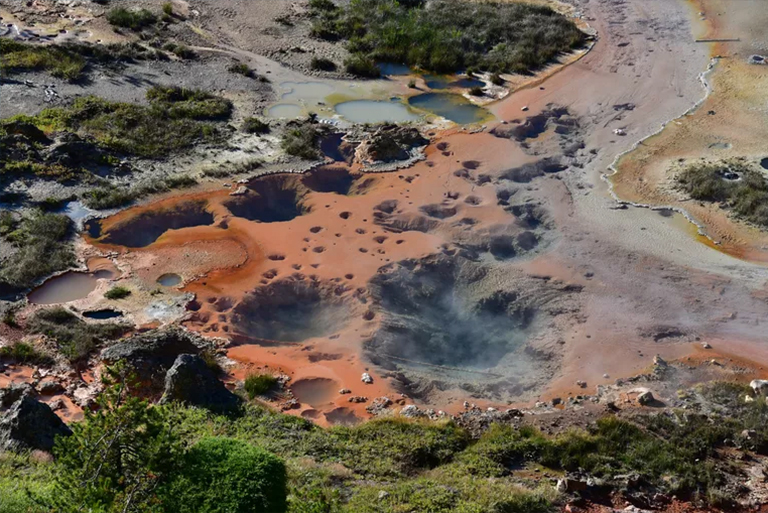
[637,390,654,405]
[521,105,529,111]
[361,372,373,384]
[701,341,711,349]
[378,491,389,500]
[339,388,351,394]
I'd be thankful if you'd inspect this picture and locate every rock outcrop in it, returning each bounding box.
[0,384,71,452]
[101,327,212,397]
[160,354,240,413]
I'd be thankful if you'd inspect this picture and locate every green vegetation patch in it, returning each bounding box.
[0,39,85,81]
[242,117,270,134]
[0,212,75,292]
[310,0,586,75]
[7,91,229,159]
[0,342,54,366]
[281,121,322,160]
[9,379,766,512]
[106,7,158,30]
[162,437,288,512]
[244,373,278,398]
[676,159,768,228]
[28,307,128,364]
[104,286,131,300]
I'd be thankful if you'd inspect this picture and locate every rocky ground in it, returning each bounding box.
[2,0,768,510]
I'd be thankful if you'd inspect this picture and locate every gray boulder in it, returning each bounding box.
[101,327,211,397]
[0,383,70,452]
[160,354,240,413]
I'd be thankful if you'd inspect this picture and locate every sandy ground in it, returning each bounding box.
[7,0,768,428]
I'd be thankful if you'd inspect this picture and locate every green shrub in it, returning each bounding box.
[28,308,128,364]
[17,95,224,158]
[227,62,254,77]
[244,373,278,399]
[469,86,484,96]
[281,123,321,160]
[0,39,86,81]
[146,86,232,120]
[311,0,585,75]
[0,212,75,291]
[80,186,136,210]
[0,342,53,366]
[160,437,287,513]
[106,8,157,30]
[310,56,337,71]
[163,2,174,16]
[52,367,183,512]
[242,117,270,134]
[490,72,504,85]
[344,55,380,78]
[677,160,768,227]
[104,286,131,300]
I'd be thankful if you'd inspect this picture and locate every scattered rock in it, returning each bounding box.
[348,396,368,403]
[101,327,212,397]
[339,388,351,394]
[750,379,768,395]
[159,354,240,413]
[637,390,654,406]
[37,381,64,395]
[701,341,712,349]
[361,372,373,384]
[0,384,71,452]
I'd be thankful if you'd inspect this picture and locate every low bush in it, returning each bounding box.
[281,123,321,160]
[244,373,278,399]
[242,117,270,134]
[469,86,484,96]
[28,308,128,364]
[0,342,54,366]
[0,212,75,291]
[310,56,337,71]
[82,175,197,210]
[107,7,157,30]
[160,437,287,513]
[311,0,585,75]
[677,159,768,227]
[344,55,380,78]
[104,286,131,300]
[0,39,85,81]
[227,62,254,77]
[13,94,226,159]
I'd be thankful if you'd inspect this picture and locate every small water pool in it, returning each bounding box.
[760,157,768,170]
[28,272,99,304]
[157,273,182,287]
[281,82,335,102]
[378,62,411,76]
[291,377,339,408]
[408,93,489,125]
[335,100,420,124]
[267,104,303,119]
[83,309,123,320]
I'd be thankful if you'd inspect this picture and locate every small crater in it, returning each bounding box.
[420,204,457,219]
[312,246,326,253]
[462,160,480,170]
[340,211,352,219]
[373,236,388,244]
[268,254,286,261]
[464,195,482,206]
[310,226,323,233]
